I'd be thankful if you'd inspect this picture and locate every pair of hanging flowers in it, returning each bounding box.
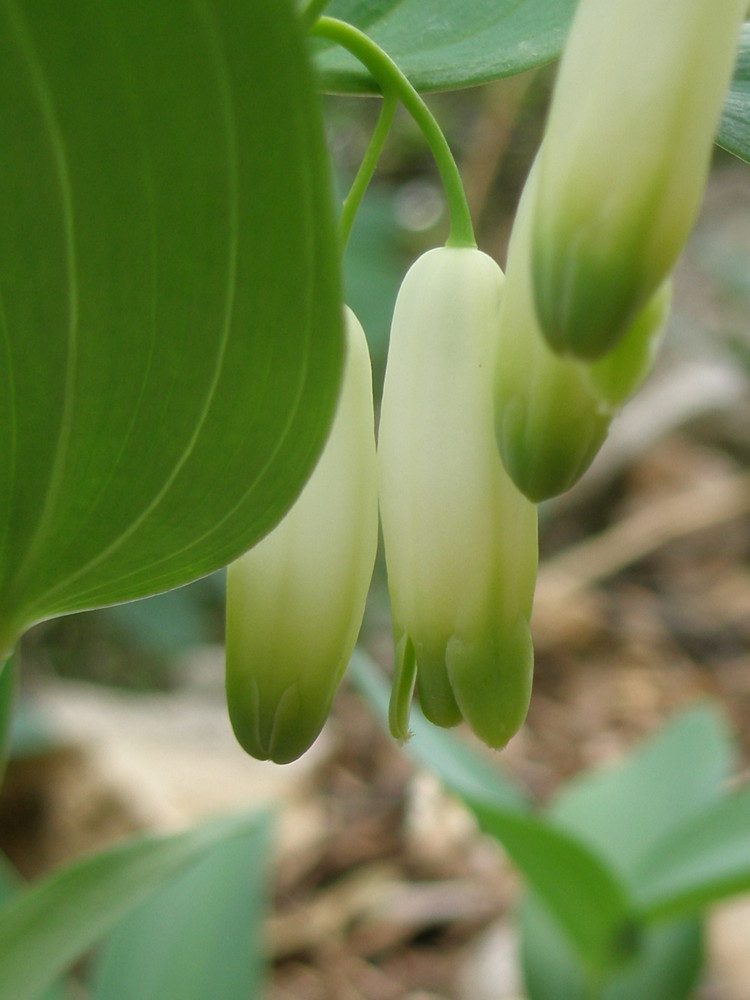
[225,0,746,763]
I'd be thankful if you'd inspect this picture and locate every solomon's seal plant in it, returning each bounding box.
[223,2,747,758]
[2,2,750,998]
[0,0,744,778]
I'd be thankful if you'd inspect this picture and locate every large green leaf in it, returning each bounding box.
[0,0,343,653]
[91,817,269,1000]
[521,894,703,1000]
[717,22,750,163]
[0,811,270,1000]
[518,707,729,1000]
[313,0,578,93]
[469,799,635,972]
[549,705,733,884]
[633,785,750,921]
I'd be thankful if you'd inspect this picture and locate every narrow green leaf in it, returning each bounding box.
[0,0,343,650]
[634,785,750,921]
[521,893,704,1000]
[91,818,270,1000]
[717,23,750,163]
[313,0,578,93]
[549,705,733,883]
[0,811,270,1000]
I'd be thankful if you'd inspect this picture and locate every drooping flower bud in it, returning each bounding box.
[225,308,378,764]
[531,0,744,358]
[495,161,671,502]
[585,281,671,411]
[378,248,538,750]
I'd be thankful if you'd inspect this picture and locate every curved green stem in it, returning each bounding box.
[311,17,476,248]
[299,0,332,32]
[339,91,397,250]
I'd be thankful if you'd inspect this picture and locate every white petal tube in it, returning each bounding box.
[531,0,745,358]
[378,248,538,749]
[225,308,378,763]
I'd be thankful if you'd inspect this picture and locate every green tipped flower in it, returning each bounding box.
[531,0,744,358]
[495,161,671,502]
[586,282,671,411]
[378,248,538,750]
[225,308,378,764]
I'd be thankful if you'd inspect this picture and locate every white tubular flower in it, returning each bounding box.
[495,160,671,502]
[531,0,744,358]
[378,248,538,750]
[225,308,378,764]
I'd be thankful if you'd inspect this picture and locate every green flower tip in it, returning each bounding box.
[388,633,417,744]
[389,618,534,751]
[446,615,533,750]
[494,160,612,502]
[585,280,672,408]
[498,391,610,503]
[495,159,672,503]
[531,239,647,360]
